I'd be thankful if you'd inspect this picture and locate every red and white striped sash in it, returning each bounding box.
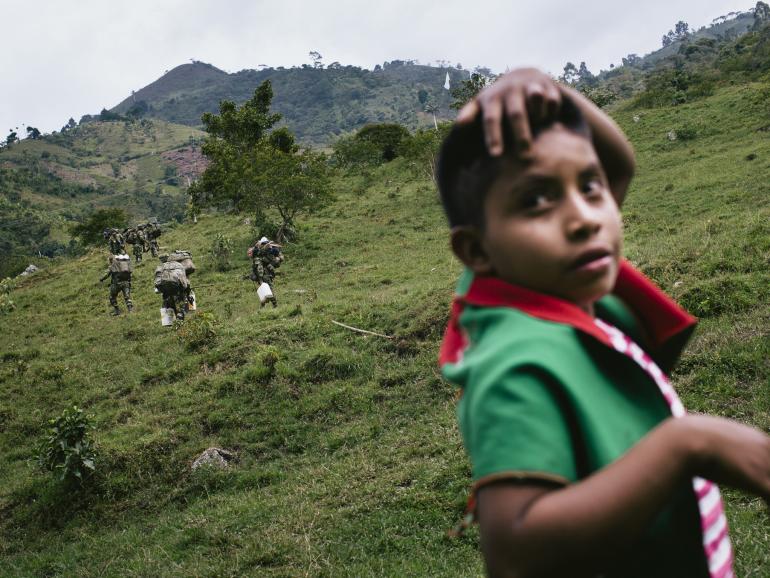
[594,318,734,578]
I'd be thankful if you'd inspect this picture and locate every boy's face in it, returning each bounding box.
[476,125,622,309]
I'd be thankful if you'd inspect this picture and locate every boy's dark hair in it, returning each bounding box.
[437,95,591,228]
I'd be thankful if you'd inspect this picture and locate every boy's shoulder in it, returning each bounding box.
[445,300,597,396]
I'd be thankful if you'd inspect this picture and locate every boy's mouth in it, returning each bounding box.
[570,248,614,273]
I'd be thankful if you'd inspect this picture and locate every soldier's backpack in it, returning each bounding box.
[109,254,133,281]
[154,261,189,293]
[147,223,161,239]
[268,245,283,268]
[169,250,195,275]
[125,229,138,244]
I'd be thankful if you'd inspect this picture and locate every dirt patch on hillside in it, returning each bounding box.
[161,147,208,182]
[41,162,97,187]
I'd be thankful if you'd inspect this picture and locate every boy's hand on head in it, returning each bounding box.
[456,68,561,158]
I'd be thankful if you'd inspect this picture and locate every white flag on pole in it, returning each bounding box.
[444,72,450,90]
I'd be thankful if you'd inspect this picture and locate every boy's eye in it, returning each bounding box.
[520,191,552,210]
[582,178,603,195]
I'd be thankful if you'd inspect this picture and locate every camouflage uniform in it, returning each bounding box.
[251,242,281,307]
[132,228,146,263]
[147,223,161,257]
[108,230,126,255]
[154,259,191,320]
[126,227,144,264]
[100,264,133,315]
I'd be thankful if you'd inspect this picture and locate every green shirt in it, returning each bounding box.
[440,262,709,577]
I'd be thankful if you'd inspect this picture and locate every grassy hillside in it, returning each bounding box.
[1,80,768,577]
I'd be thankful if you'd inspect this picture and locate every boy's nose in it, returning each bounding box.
[564,192,601,241]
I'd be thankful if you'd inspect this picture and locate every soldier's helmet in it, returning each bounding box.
[103,228,111,239]
[258,236,269,245]
[159,253,169,263]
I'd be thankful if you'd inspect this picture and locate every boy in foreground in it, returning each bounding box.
[437,68,769,578]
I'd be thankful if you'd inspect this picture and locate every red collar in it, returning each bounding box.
[440,260,696,368]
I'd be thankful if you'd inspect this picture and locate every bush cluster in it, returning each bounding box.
[175,311,219,350]
[210,233,233,272]
[37,405,96,485]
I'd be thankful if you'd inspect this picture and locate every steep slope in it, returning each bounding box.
[0,81,768,576]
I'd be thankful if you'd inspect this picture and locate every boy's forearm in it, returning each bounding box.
[559,84,636,206]
[479,418,700,577]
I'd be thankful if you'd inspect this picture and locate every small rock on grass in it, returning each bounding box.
[191,447,236,470]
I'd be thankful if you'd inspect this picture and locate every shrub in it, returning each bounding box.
[37,406,96,485]
[578,85,617,108]
[633,68,715,108]
[355,123,410,162]
[674,124,698,140]
[0,277,17,314]
[69,208,129,246]
[330,133,382,169]
[210,233,233,271]
[399,123,452,183]
[175,311,219,350]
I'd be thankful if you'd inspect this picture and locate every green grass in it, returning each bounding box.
[1,81,769,576]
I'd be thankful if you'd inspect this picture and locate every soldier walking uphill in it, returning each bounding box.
[103,228,126,255]
[154,251,195,321]
[99,254,133,315]
[125,226,146,264]
[145,222,162,257]
[249,237,282,307]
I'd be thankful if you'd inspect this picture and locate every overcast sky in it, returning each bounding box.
[1,0,754,137]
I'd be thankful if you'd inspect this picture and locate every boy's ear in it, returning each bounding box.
[450,226,494,275]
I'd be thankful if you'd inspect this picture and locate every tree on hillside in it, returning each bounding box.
[450,73,491,110]
[355,123,410,162]
[69,208,129,246]
[99,109,124,122]
[663,20,691,46]
[561,62,580,84]
[26,126,41,140]
[424,102,439,130]
[622,54,641,67]
[577,62,596,86]
[754,1,770,27]
[309,51,324,69]
[5,131,19,147]
[189,80,332,241]
[250,144,332,240]
[61,118,77,132]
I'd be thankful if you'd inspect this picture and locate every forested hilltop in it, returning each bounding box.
[109,60,470,146]
[103,4,768,143]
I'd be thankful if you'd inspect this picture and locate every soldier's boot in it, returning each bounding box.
[111,306,121,316]
[271,296,278,308]
[127,303,134,313]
